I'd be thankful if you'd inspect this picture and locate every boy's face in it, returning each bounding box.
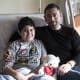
[44,8,62,27]
[19,25,35,42]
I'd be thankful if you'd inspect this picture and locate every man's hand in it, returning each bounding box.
[58,60,76,76]
[58,63,72,75]
[3,51,11,62]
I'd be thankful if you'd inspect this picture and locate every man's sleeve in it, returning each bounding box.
[71,29,80,65]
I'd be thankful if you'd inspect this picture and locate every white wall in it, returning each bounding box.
[0,0,19,14]
[0,0,72,25]
[0,0,57,14]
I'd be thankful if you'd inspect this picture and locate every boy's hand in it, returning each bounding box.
[26,72,36,80]
[16,72,27,80]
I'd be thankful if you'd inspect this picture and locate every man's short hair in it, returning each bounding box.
[44,3,60,14]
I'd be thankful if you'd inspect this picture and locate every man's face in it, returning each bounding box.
[44,8,62,27]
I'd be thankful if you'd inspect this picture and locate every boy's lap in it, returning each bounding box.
[0,75,16,80]
[32,74,56,80]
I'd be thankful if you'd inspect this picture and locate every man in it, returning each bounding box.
[35,3,80,80]
[4,3,80,80]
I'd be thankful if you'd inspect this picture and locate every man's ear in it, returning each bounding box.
[60,11,63,24]
[60,11,63,17]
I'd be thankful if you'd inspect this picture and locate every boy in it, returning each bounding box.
[2,17,47,80]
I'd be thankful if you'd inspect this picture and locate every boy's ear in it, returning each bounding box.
[18,30,21,36]
[44,15,45,19]
[44,15,47,22]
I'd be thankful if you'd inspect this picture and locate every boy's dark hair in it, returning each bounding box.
[44,3,60,14]
[18,16,35,32]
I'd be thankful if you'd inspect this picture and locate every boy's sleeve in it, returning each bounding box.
[39,40,47,62]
